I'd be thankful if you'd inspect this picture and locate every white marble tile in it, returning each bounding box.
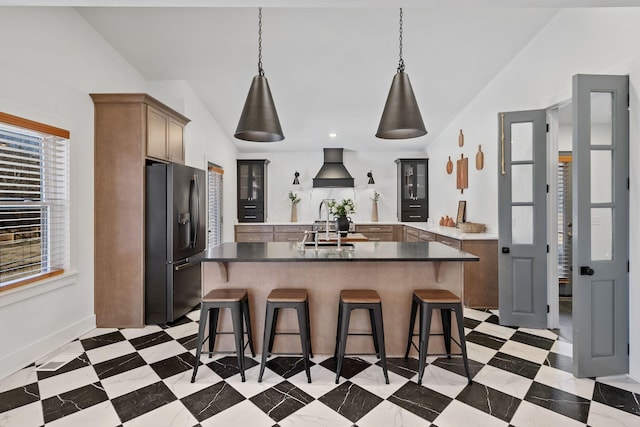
[79,328,119,340]
[349,366,406,399]
[85,340,137,365]
[138,340,189,364]
[466,342,498,364]
[357,400,433,427]
[434,399,508,427]
[277,400,353,427]
[419,364,469,399]
[186,309,201,322]
[35,341,85,365]
[164,321,199,340]
[119,325,163,340]
[587,400,640,427]
[463,308,492,322]
[595,374,640,394]
[0,401,43,427]
[200,399,274,427]
[224,363,281,399]
[124,400,198,427]
[510,400,586,427]
[48,400,121,427]
[0,366,38,393]
[38,366,99,399]
[162,366,223,399]
[100,365,161,399]
[518,327,558,341]
[474,322,517,340]
[287,363,345,399]
[550,339,573,357]
[500,340,549,364]
[534,365,595,399]
[472,365,533,399]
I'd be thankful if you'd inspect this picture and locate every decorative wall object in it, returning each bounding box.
[456,153,468,194]
[456,200,467,226]
[476,145,484,170]
[446,156,453,174]
[458,129,464,147]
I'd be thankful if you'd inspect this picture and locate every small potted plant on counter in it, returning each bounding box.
[328,198,355,236]
[289,190,301,222]
[371,190,380,222]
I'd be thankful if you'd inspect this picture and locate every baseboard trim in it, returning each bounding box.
[0,314,96,380]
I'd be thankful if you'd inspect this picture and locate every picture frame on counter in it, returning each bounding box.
[456,200,466,226]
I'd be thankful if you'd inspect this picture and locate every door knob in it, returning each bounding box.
[580,266,595,276]
[501,247,510,254]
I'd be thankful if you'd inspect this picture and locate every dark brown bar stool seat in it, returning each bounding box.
[404,289,471,385]
[258,288,313,383]
[334,289,389,384]
[191,288,255,383]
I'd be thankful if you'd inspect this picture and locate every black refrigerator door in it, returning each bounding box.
[167,258,201,322]
[169,163,206,261]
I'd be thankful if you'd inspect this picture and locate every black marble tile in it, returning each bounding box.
[41,382,108,423]
[465,331,506,351]
[376,357,419,379]
[250,380,314,422]
[177,333,199,351]
[0,382,40,413]
[206,356,259,379]
[524,382,590,423]
[264,357,315,379]
[456,382,521,422]
[431,356,484,379]
[129,330,174,351]
[36,353,92,380]
[93,352,147,380]
[485,314,500,325]
[111,381,177,423]
[160,314,195,329]
[487,352,541,379]
[319,381,383,423]
[592,382,640,416]
[543,351,573,374]
[387,381,451,422]
[510,331,555,350]
[463,318,482,330]
[80,331,127,351]
[150,352,198,379]
[181,381,245,422]
[320,357,372,380]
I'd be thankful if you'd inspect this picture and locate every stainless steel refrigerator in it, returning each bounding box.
[145,162,206,324]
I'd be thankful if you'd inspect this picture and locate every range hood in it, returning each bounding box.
[313,148,354,188]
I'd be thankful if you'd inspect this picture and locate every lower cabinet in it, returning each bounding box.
[234,225,273,242]
[355,225,397,242]
[273,225,309,242]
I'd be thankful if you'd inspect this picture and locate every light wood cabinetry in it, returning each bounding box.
[235,225,274,242]
[91,93,190,328]
[146,104,188,164]
[404,225,498,309]
[356,224,396,242]
[273,225,309,242]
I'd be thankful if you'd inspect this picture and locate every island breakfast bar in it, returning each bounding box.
[190,241,479,357]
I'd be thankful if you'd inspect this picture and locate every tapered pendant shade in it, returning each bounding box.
[376,71,427,139]
[235,74,284,142]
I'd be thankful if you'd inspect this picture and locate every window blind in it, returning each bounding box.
[0,121,69,287]
[207,165,223,248]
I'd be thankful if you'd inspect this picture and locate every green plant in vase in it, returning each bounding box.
[288,191,300,222]
[328,198,355,236]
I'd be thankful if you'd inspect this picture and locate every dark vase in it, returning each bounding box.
[335,215,350,237]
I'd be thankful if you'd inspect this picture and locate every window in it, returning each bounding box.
[207,163,223,247]
[0,112,69,290]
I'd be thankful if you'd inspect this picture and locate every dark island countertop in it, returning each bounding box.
[189,241,480,263]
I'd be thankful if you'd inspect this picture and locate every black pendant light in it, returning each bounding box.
[376,8,427,140]
[235,8,284,142]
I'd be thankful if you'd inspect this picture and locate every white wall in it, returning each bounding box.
[0,8,237,379]
[238,151,426,224]
[425,8,640,380]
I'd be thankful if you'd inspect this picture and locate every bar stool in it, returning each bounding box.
[404,289,471,385]
[258,288,313,383]
[191,288,255,383]
[334,289,389,384]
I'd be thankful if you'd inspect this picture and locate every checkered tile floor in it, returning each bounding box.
[1,308,639,426]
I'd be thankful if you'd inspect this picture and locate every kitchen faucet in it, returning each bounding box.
[319,198,334,241]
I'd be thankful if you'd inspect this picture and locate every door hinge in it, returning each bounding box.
[547,304,550,313]
[546,123,549,133]
[547,244,550,253]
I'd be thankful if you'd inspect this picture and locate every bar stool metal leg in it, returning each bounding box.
[417,304,433,385]
[191,305,209,383]
[441,308,452,358]
[373,304,389,384]
[242,298,256,357]
[306,299,314,359]
[369,309,380,358]
[230,303,246,382]
[454,305,472,384]
[208,307,220,358]
[296,301,312,383]
[404,297,418,358]
[335,306,352,384]
[258,302,276,382]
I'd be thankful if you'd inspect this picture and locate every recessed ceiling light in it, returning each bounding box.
[329,133,337,138]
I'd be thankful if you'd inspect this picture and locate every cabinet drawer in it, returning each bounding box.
[363,232,394,242]
[419,231,436,242]
[357,225,394,233]
[236,233,273,242]
[274,225,310,233]
[436,235,462,250]
[238,212,264,222]
[235,225,273,233]
[239,202,264,211]
[274,232,306,242]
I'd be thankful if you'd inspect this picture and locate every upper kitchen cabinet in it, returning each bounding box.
[237,159,269,222]
[396,158,429,222]
[146,103,190,164]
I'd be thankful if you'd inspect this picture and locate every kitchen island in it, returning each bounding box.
[190,241,478,356]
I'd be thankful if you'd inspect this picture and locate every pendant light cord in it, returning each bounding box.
[397,8,405,72]
[257,7,264,76]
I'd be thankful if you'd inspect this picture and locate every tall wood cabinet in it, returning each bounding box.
[396,159,429,222]
[91,93,190,328]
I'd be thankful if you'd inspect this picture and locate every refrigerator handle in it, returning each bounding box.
[190,174,200,248]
